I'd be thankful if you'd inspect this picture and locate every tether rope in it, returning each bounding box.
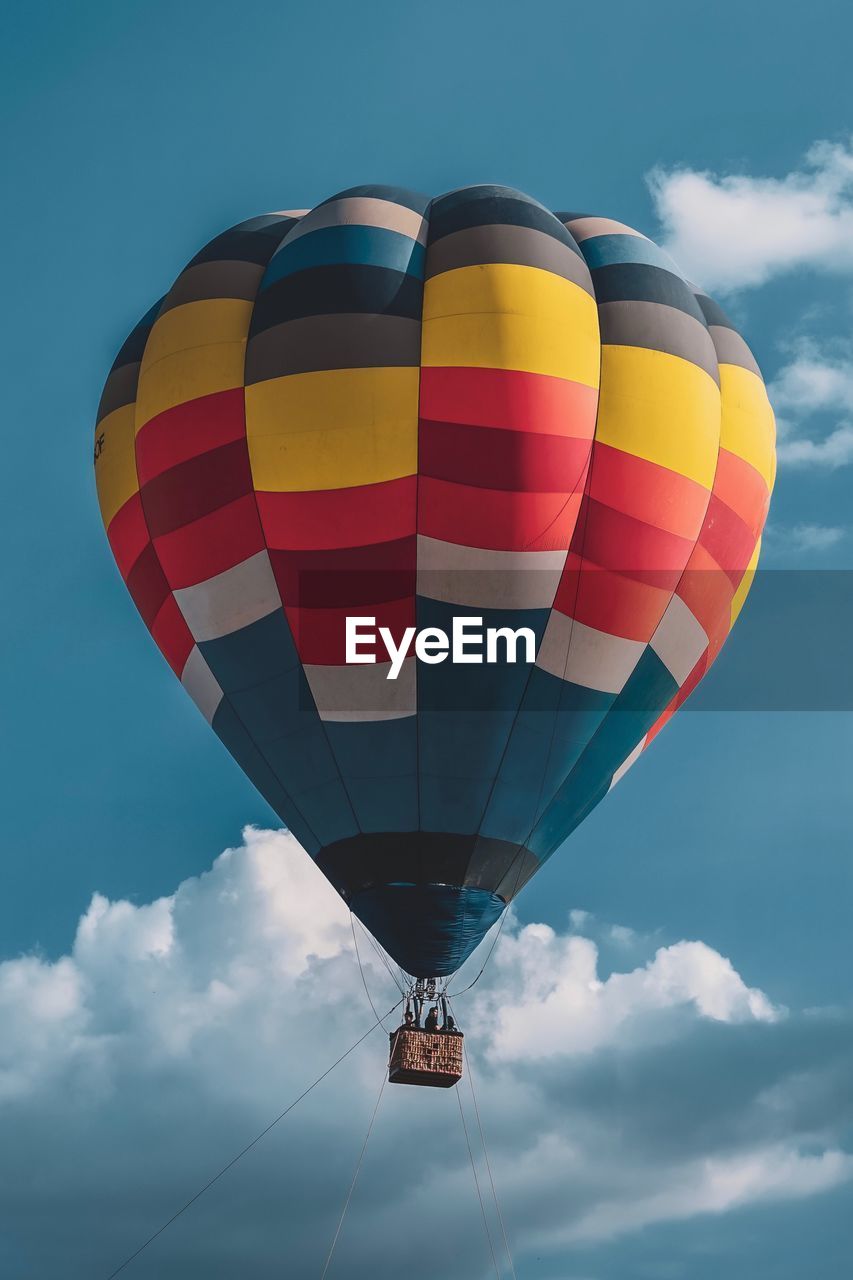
[102,999,402,1279]
[456,1084,502,1280]
[353,913,407,996]
[447,911,510,998]
[460,1034,516,1280]
[360,924,408,994]
[351,916,400,1029]
[319,1068,387,1278]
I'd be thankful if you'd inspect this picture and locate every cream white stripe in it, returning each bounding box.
[565,217,648,243]
[650,593,709,686]
[609,737,647,789]
[303,659,416,722]
[417,535,566,610]
[275,197,428,248]
[174,550,280,643]
[537,613,645,693]
[180,646,224,723]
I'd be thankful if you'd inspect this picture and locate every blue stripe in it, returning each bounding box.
[580,233,681,274]
[478,668,614,845]
[211,699,321,856]
[198,609,300,693]
[262,225,425,289]
[416,598,550,834]
[529,647,679,860]
[352,884,505,977]
[200,610,358,848]
[325,719,418,832]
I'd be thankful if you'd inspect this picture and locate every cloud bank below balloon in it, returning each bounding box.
[1,827,850,1279]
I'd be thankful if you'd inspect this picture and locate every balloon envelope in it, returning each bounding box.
[95,185,775,978]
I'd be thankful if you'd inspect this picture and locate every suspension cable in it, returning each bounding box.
[352,914,406,996]
[451,431,605,1005]
[455,1084,502,1280]
[103,999,402,1280]
[351,917,400,1030]
[447,910,511,998]
[362,921,408,993]
[319,1068,387,1278]
[459,1032,516,1280]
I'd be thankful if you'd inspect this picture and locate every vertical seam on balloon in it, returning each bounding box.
[641,343,771,750]
[527,281,725,863]
[414,198,434,873]
[462,209,601,896]
[239,213,364,845]
[133,218,324,851]
[490,221,606,894]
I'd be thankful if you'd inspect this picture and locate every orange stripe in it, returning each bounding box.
[712,448,770,537]
[587,442,710,540]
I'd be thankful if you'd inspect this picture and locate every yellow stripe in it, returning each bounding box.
[720,364,776,491]
[94,403,138,528]
[141,299,254,369]
[246,366,419,492]
[135,341,247,429]
[594,345,720,489]
[421,263,600,386]
[135,298,254,429]
[731,537,761,626]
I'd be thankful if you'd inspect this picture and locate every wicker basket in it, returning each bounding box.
[388,1028,464,1088]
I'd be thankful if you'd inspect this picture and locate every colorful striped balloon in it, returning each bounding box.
[94,185,775,978]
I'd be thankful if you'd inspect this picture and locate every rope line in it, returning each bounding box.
[448,911,510,998]
[102,999,402,1280]
[456,1085,502,1280]
[462,1037,516,1280]
[451,329,608,1001]
[355,915,407,996]
[319,1068,387,1279]
[351,916,399,1029]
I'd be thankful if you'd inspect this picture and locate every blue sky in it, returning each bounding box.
[1,1,852,1276]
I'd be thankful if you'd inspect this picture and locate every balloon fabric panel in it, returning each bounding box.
[95,187,775,978]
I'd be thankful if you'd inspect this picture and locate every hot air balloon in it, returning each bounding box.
[94,184,775,1012]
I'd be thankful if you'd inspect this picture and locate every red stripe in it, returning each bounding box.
[646,655,708,743]
[153,493,266,589]
[712,448,770,537]
[418,476,585,552]
[107,494,150,580]
[150,595,194,676]
[141,439,253,538]
[675,546,735,642]
[419,420,591,492]
[126,541,170,629]
[587,442,709,539]
[269,537,416,608]
[257,476,416,551]
[699,495,757,584]
[575,496,696,585]
[553,554,673,642]
[285,598,416,665]
[419,366,598,436]
[135,389,247,485]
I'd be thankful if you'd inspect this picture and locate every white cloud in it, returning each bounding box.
[765,340,853,469]
[558,1146,852,1247]
[0,828,850,1279]
[765,523,846,555]
[770,344,853,418]
[473,925,778,1063]
[777,427,853,468]
[649,140,853,291]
